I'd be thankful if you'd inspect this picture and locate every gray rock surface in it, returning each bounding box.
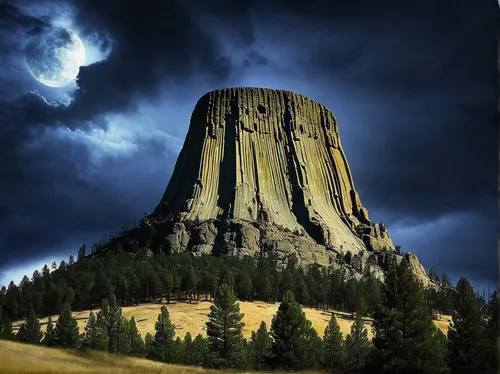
[148,87,428,283]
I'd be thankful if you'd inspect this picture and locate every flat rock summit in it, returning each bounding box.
[119,87,427,283]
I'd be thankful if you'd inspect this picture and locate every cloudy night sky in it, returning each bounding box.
[0,0,498,292]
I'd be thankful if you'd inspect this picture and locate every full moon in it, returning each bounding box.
[25,26,86,87]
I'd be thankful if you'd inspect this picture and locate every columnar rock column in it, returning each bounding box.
[154,87,394,259]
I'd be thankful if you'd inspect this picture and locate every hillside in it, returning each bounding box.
[0,339,222,374]
[12,300,451,340]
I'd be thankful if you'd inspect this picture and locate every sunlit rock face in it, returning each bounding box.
[152,87,397,268]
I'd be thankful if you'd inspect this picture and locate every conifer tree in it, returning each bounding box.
[486,291,498,372]
[447,277,490,374]
[205,284,245,369]
[43,316,56,346]
[98,295,122,353]
[256,276,272,302]
[236,272,253,301]
[0,307,14,340]
[163,271,174,304]
[144,332,155,359]
[371,259,448,374]
[434,329,448,363]
[94,310,110,350]
[323,312,345,373]
[183,332,193,365]
[16,323,27,342]
[269,290,316,370]
[53,303,79,348]
[153,305,176,363]
[191,333,208,366]
[305,327,324,370]
[233,338,252,370]
[172,336,185,364]
[361,276,381,316]
[116,316,131,354]
[344,278,359,318]
[22,308,43,344]
[82,312,106,350]
[438,273,453,316]
[295,277,310,306]
[345,313,371,373]
[128,316,145,357]
[250,321,273,371]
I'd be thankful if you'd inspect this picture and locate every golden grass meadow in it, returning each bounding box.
[3,301,451,374]
[0,339,229,374]
[11,300,451,340]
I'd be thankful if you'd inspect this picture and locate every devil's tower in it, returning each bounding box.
[150,87,399,269]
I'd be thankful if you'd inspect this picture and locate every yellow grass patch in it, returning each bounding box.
[0,339,213,374]
[0,340,322,374]
[12,301,450,341]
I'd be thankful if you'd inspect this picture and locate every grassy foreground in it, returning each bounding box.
[12,300,451,341]
[0,340,320,374]
[0,339,213,374]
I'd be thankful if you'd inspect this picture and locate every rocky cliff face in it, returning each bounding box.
[150,87,398,269]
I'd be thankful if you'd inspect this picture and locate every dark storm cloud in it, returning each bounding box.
[0,0,497,290]
[0,0,229,274]
[68,0,236,116]
[0,3,48,99]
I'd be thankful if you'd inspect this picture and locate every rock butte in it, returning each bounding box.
[141,87,428,284]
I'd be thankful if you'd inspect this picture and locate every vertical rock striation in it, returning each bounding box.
[152,87,395,265]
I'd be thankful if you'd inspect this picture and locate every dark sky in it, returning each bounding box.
[0,0,498,292]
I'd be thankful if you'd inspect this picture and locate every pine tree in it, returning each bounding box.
[486,291,498,372]
[116,316,131,354]
[82,312,103,349]
[305,327,324,370]
[236,272,253,301]
[257,276,272,302]
[172,336,185,364]
[153,305,176,363]
[183,332,193,365]
[434,329,448,363]
[16,323,27,342]
[0,306,14,340]
[269,290,316,370]
[447,277,490,374]
[21,308,43,344]
[295,277,310,306]
[163,271,174,304]
[233,337,252,370]
[144,332,155,359]
[77,244,87,262]
[77,332,85,348]
[99,295,122,353]
[205,284,245,369]
[53,303,79,348]
[191,333,208,366]
[250,321,273,370]
[344,278,358,317]
[129,316,145,357]
[94,310,110,350]
[371,259,448,374]
[219,268,235,290]
[438,273,453,316]
[43,316,56,346]
[345,313,371,373]
[323,312,345,373]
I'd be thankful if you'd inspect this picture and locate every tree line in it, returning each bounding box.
[0,246,459,324]
[0,257,496,373]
